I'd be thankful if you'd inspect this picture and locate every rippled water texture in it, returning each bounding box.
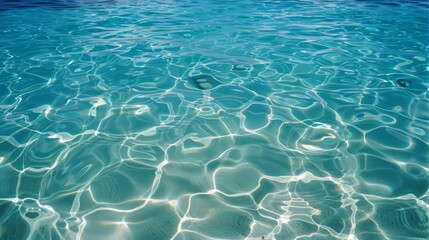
[0,0,428,239]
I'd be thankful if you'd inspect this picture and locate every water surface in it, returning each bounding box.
[0,0,428,239]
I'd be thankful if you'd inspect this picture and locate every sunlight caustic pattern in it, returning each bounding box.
[0,0,428,239]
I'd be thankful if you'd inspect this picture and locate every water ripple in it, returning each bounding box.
[0,0,428,239]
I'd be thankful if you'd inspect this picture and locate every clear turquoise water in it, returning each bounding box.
[0,0,428,239]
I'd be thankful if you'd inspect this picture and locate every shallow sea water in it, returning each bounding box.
[0,0,428,239]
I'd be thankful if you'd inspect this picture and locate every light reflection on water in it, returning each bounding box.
[0,0,428,239]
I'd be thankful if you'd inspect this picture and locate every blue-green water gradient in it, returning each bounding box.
[0,0,428,239]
